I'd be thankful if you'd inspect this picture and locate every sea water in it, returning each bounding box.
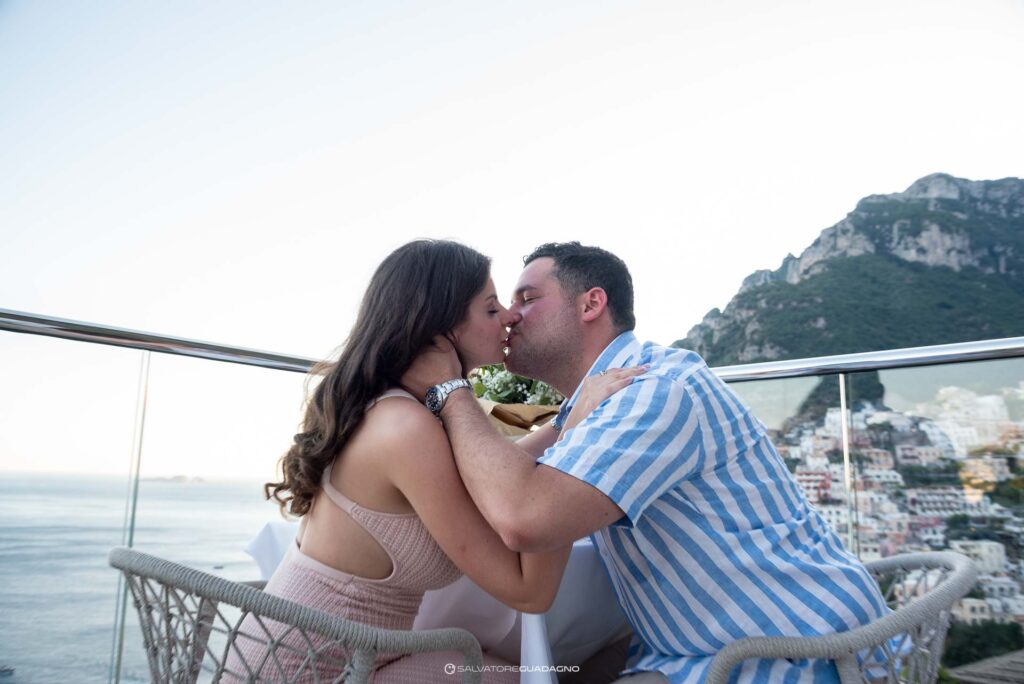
[0,473,282,684]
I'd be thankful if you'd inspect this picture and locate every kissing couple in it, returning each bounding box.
[243,240,888,684]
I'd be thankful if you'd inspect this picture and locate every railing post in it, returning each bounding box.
[109,350,151,684]
[838,373,857,555]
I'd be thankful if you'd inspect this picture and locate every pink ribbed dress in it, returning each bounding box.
[228,390,518,683]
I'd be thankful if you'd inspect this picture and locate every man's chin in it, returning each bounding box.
[503,353,530,378]
[502,354,519,375]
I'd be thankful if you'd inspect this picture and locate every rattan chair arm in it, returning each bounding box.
[704,552,977,684]
[109,547,483,669]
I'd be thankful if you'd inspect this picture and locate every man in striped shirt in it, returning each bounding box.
[407,242,888,683]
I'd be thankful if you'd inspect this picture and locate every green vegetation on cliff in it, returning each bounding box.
[693,253,1024,367]
[675,174,1024,366]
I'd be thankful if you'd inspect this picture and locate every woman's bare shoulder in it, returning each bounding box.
[361,392,448,449]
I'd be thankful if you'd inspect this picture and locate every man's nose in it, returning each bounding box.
[502,308,521,327]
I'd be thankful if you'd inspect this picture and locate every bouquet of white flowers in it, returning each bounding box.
[470,365,563,406]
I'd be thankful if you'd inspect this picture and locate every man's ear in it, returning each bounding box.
[580,287,608,322]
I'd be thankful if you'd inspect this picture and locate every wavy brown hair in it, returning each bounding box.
[265,239,491,516]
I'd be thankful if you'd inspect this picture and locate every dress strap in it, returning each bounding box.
[319,462,359,514]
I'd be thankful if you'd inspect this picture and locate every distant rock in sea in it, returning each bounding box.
[143,475,205,483]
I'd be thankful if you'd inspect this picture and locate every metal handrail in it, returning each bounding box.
[713,335,1024,382]
[0,307,317,373]
[2,307,1024,379]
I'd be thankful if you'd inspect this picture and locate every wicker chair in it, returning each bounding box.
[705,551,978,684]
[109,547,482,683]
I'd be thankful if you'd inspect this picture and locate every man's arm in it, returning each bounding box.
[439,390,624,552]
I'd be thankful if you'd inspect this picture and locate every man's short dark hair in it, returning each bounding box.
[524,242,635,331]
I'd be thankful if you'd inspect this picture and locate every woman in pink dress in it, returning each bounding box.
[230,240,637,683]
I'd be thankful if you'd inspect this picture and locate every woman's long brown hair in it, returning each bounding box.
[265,239,490,516]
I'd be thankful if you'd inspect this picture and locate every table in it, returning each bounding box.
[246,522,631,683]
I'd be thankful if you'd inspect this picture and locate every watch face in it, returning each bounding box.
[425,386,443,414]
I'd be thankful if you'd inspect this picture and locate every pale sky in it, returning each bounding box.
[2,0,1023,477]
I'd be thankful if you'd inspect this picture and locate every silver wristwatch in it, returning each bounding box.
[425,378,472,416]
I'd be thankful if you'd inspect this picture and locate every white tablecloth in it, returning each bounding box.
[245,522,631,683]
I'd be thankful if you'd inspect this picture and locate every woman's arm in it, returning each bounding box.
[560,366,646,433]
[513,366,646,457]
[372,400,569,613]
[514,420,558,458]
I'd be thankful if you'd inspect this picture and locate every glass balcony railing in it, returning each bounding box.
[0,311,310,684]
[1,307,1023,682]
[0,331,142,684]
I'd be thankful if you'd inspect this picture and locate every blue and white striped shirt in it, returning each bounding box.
[538,332,888,683]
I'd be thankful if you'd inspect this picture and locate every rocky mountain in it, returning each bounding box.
[675,173,1024,366]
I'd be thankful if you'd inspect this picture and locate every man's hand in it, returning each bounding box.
[401,335,464,399]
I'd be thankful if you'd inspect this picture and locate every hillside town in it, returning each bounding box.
[774,380,1024,637]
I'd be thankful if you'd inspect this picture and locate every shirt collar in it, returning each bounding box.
[557,330,642,423]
